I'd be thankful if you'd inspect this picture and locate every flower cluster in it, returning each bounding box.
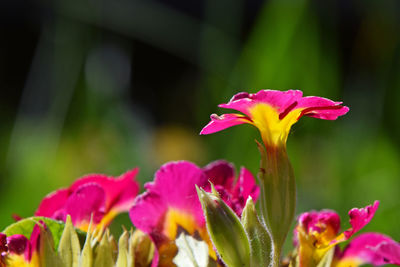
[0,89,398,267]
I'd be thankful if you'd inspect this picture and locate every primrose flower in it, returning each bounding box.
[129,160,259,267]
[35,169,139,232]
[294,201,379,267]
[201,89,349,147]
[1,221,52,266]
[335,232,400,266]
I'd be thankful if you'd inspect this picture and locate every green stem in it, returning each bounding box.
[272,243,281,267]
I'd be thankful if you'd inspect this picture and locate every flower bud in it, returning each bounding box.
[197,184,250,267]
[241,197,271,267]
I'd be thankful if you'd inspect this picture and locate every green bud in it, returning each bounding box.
[129,229,155,267]
[196,184,250,267]
[241,197,271,267]
[94,230,115,267]
[116,230,130,267]
[38,222,61,266]
[79,226,94,267]
[58,215,81,267]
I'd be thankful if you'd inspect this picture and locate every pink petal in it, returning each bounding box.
[69,168,139,212]
[341,233,400,266]
[129,161,208,238]
[344,201,379,239]
[298,210,341,235]
[203,160,235,190]
[298,96,350,120]
[62,184,106,226]
[7,234,29,257]
[200,113,250,135]
[219,90,304,115]
[34,188,69,217]
[231,167,260,216]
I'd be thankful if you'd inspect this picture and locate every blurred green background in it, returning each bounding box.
[1,0,400,259]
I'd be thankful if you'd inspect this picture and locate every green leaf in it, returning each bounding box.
[241,197,271,267]
[2,216,86,250]
[173,233,209,267]
[2,216,66,249]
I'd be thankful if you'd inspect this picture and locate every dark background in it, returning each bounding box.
[1,0,400,259]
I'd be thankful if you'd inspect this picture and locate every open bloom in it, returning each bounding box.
[35,169,140,232]
[294,201,382,266]
[1,221,49,267]
[201,90,349,147]
[335,232,400,266]
[129,160,259,267]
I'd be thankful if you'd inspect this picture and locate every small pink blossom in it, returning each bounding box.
[35,169,140,231]
[129,160,259,267]
[201,90,349,147]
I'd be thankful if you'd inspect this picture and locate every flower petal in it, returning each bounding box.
[35,189,69,218]
[62,184,106,227]
[129,161,207,239]
[344,201,379,239]
[200,113,250,135]
[297,96,350,120]
[219,90,304,115]
[339,233,400,266]
[203,160,235,190]
[69,168,139,212]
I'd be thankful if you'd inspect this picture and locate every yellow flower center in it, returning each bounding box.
[249,103,303,147]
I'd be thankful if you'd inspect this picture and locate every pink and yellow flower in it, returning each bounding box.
[1,222,47,267]
[294,201,380,266]
[335,232,400,266]
[201,90,349,147]
[129,160,259,267]
[35,169,140,232]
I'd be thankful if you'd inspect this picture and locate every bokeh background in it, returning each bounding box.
[1,0,400,259]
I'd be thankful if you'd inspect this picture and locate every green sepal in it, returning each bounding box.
[116,230,130,267]
[58,215,81,267]
[241,197,272,267]
[37,222,62,266]
[93,230,115,267]
[196,184,250,267]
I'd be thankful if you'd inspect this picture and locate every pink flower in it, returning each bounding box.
[129,160,259,267]
[35,169,140,231]
[201,90,349,147]
[294,201,379,267]
[336,233,400,266]
[1,221,47,266]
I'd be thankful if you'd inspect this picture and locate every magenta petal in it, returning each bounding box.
[299,210,341,235]
[234,167,260,202]
[341,233,400,266]
[200,113,250,135]
[298,96,350,120]
[203,160,235,190]
[69,168,139,212]
[7,235,29,256]
[219,90,304,115]
[344,201,379,239]
[130,161,208,236]
[35,188,69,218]
[63,184,106,226]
